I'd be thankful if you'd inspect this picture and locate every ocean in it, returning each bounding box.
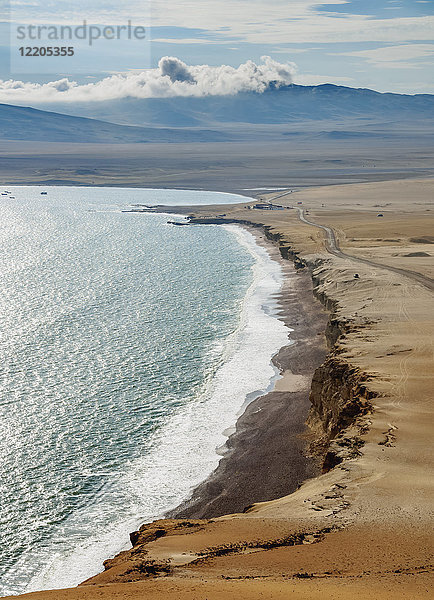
[0,187,289,594]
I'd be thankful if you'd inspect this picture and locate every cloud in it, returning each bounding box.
[149,1,434,45]
[7,0,434,45]
[335,43,434,68]
[158,56,195,82]
[0,56,297,103]
[270,47,319,54]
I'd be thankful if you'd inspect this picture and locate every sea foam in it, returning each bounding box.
[23,226,290,591]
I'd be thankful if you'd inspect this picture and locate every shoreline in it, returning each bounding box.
[73,219,334,587]
[4,213,298,593]
[0,190,302,592]
[4,177,433,598]
[168,226,328,518]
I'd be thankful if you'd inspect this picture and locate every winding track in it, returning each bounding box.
[296,207,434,292]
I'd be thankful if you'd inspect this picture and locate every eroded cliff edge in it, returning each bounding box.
[262,222,377,470]
[81,217,381,586]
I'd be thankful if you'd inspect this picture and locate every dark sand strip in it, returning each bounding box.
[170,228,328,519]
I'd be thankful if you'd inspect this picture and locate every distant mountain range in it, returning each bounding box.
[1,84,433,144]
[0,104,230,144]
[36,84,434,127]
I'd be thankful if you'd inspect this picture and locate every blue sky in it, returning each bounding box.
[0,0,433,95]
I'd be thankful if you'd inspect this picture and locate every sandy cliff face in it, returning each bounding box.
[307,263,377,471]
[259,225,379,472]
[79,245,383,587]
[308,356,374,469]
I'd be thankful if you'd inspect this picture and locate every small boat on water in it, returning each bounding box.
[41,191,48,195]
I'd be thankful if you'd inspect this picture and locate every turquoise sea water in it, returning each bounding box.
[0,187,289,594]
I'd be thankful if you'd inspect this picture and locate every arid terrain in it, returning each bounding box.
[1,138,434,192]
[6,177,432,599]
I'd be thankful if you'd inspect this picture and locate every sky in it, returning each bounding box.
[0,0,433,102]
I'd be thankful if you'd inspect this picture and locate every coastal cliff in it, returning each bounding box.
[80,218,380,586]
[244,221,377,471]
[8,178,432,600]
[190,216,377,471]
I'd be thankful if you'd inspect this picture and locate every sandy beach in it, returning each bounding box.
[168,229,328,519]
[4,177,433,599]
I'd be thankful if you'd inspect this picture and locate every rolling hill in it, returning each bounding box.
[0,104,230,144]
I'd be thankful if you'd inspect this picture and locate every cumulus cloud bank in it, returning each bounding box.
[0,56,296,103]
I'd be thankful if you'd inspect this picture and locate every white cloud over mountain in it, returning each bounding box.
[0,56,296,103]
